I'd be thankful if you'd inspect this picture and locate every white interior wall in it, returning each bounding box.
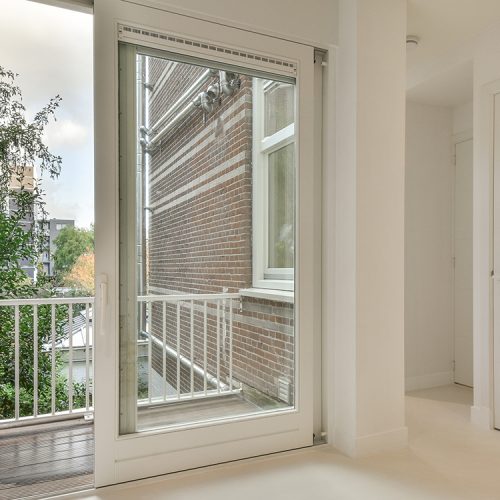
[333,0,407,457]
[355,0,407,449]
[405,101,454,391]
[125,0,338,47]
[453,101,473,136]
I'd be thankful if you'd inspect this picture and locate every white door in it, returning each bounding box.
[454,138,473,387]
[93,0,320,487]
[494,92,500,429]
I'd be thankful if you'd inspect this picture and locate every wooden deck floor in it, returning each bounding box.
[0,391,286,498]
[0,419,94,500]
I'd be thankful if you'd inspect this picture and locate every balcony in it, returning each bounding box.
[0,292,292,498]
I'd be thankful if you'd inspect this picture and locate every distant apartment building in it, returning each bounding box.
[40,218,75,276]
[8,166,75,279]
[8,166,37,279]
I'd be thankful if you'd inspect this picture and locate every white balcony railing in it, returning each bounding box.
[0,296,94,426]
[0,292,240,426]
[137,293,241,407]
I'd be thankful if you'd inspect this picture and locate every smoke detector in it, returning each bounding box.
[406,35,420,50]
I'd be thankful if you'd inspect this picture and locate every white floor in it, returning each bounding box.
[59,385,500,500]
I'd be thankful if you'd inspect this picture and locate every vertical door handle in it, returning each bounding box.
[99,273,108,337]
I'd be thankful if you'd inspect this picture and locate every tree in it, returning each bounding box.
[53,225,93,278]
[64,252,94,295]
[0,67,87,418]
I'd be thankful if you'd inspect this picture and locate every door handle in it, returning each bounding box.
[99,273,108,337]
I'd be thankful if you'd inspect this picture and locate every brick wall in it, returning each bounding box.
[146,56,294,404]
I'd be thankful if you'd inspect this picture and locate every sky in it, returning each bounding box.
[0,0,94,228]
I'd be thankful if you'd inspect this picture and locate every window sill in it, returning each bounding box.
[239,288,294,304]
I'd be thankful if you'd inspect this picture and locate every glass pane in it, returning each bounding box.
[264,82,294,136]
[118,44,297,434]
[268,144,295,269]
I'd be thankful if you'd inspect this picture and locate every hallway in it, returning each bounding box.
[63,385,500,500]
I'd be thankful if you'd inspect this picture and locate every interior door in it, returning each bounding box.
[494,92,500,429]
[93,0,320,487]
[454,138,473,387]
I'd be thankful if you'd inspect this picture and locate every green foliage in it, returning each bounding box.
[0,67,90,419]
[53,226,94,278]
[0,379,89,420]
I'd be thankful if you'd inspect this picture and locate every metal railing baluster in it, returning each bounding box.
[85,302,90,411]
[68,304,73,413]
[148,301,152,404]
[14,305,19,421]
[190,299,194,397]
[162,300,167,402]
[176,302,181,399]
[216,300,220,394]
[203,300,207,396]
[51,304,56,416]
[222,296,226,361]
[33,305,38,418]
[229,298,233,392]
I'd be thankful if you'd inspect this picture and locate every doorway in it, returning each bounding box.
[453,138,473,387]
[404,90,474,408]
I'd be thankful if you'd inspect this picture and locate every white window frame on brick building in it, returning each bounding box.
[252,79,296,292]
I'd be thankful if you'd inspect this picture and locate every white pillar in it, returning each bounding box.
[330,0,407,457]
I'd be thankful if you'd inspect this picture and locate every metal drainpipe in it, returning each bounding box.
[144,55,150,299]
[137,54,147,333]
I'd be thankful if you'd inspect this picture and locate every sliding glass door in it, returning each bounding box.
[94,0,320,486]
[119,43,300,434]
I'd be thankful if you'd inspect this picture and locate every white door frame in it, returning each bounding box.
[493,87,500,429]
[452,132,473,387]
[473,79,500,430]
[93,0,320,487]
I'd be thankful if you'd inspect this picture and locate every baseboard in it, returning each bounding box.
[331,428,356,458]
[471,405,491,430]
[354,426,408,457]
[405,371,453,392]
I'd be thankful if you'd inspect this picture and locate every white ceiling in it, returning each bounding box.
[406,59,473,107]
[406,0,500,107]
